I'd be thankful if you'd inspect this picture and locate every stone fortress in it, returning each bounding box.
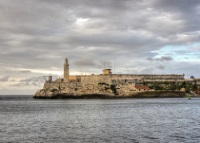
[34,58,191,98]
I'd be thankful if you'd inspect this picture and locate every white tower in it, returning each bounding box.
[64,58,69,82]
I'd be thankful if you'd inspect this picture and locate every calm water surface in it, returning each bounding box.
[0,96,200,143]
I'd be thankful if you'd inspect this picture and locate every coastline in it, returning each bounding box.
[33,91,191,99]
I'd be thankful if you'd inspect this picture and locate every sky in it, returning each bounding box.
[0,0,200,95]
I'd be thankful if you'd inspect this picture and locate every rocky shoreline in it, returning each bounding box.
[33,90,189,99]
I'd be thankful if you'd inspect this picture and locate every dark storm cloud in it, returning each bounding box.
[74,57,96,67]
[0,0,200,94]
[68,32,160,48]
[0,0,199,61]
[147,56,173,61]
[153,0,200,13]
[73,57,113,71]
[152,0,200,32]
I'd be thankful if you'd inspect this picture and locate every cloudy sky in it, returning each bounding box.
[0,0,200,95]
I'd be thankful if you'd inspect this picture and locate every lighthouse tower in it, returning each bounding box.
[64,58,69,82]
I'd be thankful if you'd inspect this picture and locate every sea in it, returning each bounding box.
[0,95,200,143]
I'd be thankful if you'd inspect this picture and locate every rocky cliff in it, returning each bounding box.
[34,82,116,98]
[33,82,187,99]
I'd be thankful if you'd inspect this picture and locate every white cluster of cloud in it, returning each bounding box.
[0,0,200,94]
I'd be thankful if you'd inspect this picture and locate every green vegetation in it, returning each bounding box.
[147,81,199,93]
[110,84,117,95]
[149,82,165,90]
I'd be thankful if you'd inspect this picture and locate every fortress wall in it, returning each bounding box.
[111,74,184,81]
[44,81,83,89]
[43,74,185,90]
[81,75,112,85]
[69,75,81,82]
[44,82,60,89]
[143,79,185,82]
[111,75,142,82]
[143,75,184,79]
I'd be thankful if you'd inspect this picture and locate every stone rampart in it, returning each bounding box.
[111,74,184,81]
[34,73,187,98]
[81,75,112,85]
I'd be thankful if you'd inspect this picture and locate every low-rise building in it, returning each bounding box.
[134,85,150,92]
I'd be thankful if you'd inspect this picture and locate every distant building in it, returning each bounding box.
[134,85,150,92]
[103,69,112,75]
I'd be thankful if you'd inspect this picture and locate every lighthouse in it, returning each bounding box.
[64,58,69,82]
